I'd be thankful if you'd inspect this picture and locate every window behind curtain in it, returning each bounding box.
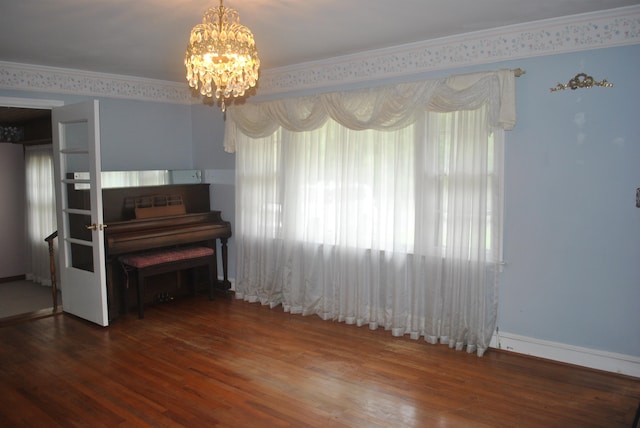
[237,105,500,262]
[24,145,57,285]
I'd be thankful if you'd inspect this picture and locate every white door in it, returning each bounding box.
[52,100,109,326]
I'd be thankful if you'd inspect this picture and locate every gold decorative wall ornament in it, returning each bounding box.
[550,73,613,92]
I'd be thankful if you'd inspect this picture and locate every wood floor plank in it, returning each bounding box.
[0,293,638,427]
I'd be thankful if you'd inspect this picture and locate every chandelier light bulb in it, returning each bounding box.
[184,0,260,111]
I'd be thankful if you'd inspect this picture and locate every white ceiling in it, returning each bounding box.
[0,0,639,84]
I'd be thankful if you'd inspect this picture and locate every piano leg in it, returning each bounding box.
[106,258,122,320]
[137,271,145,319]
[221,237,230,290]
[207,257,215,300]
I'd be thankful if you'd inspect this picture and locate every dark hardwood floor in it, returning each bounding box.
[0,292,638,427]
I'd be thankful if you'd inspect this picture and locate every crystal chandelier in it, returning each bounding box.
[185,0,260,111]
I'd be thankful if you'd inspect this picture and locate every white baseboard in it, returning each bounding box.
[491,331,640,378]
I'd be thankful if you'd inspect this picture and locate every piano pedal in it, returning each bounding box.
[156,292,175,303]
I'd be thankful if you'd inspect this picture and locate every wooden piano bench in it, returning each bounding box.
[119,246,215,319]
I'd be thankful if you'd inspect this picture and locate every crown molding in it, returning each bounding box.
[0,61,194,104]
[1,6,638,103]
[258,5,640,96]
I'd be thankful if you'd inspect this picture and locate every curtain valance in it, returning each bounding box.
[224,69,516,152]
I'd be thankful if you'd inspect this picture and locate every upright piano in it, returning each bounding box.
[69,182,231,320]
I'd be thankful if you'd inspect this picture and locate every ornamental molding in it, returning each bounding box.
[1,6,638,103]
[0,62,194,104]
[258,5,640,97]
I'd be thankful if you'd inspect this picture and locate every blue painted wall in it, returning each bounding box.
[499,44,640,357]
[190,103,236,278]
[99,98,194,170]
[0,89,195,171]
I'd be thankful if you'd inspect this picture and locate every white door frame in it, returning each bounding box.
[0,96,63,295]
[0,97,64,110]
[1,97,110,326]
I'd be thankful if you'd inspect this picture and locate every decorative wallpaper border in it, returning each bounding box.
[0,62,194,105]
[258,5,640,96]
[1,5,638,103]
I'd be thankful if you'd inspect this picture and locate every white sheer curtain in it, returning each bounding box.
[228,70,515,355]
[24,145,57,286]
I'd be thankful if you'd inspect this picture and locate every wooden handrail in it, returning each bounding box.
[44,231,58,311]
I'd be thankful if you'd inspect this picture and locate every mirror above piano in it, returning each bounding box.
[73,169,202,189]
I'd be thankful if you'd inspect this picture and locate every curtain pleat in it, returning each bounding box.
[224,70,515,152]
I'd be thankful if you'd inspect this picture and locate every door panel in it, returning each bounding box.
[52,100,108,326]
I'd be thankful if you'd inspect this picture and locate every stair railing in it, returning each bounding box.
[44,231,58,311]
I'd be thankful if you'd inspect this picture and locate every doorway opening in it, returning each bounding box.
[0,99,62,321]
